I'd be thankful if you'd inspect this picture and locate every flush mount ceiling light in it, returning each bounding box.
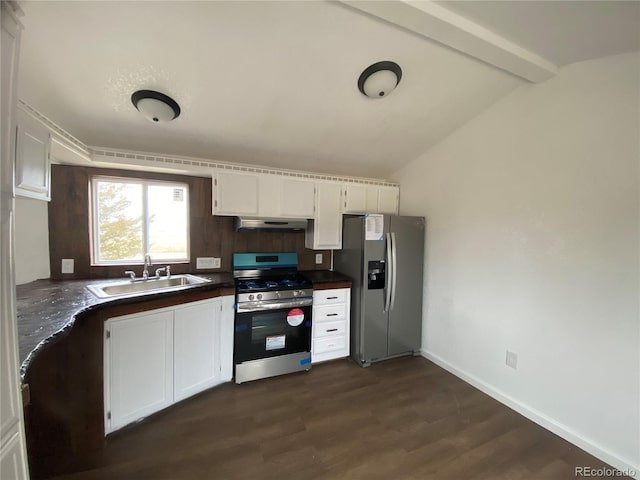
[131,90,181,123]
[357,61,402,99]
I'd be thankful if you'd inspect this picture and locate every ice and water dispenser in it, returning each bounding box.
[367,260,386,289]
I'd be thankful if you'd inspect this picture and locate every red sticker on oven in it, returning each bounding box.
[287,308,305,327]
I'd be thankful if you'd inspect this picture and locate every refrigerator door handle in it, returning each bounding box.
[390,231,397,310]
[384,232,392,312]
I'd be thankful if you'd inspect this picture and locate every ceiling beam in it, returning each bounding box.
[338,0,559,83]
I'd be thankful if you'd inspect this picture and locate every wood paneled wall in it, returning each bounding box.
[48,165,330,280]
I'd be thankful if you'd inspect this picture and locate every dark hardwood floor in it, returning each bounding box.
[48,357,627,480]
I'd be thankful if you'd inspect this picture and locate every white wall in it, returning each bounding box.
[14,197,50,284]
[393,52,639,474]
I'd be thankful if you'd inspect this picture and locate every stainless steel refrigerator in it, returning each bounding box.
[334,215,425,367]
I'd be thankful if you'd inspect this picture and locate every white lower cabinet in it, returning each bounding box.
[173,300,220,402]
[106,309,174,433]
[104,296,233,434]
[312,288,350,363]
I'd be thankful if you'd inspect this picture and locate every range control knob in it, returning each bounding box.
[293,290,299,297]
[257,293,263,300]
[248,294,255,301]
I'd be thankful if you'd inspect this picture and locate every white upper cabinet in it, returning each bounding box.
[377,186,399,214]
[213,173,316,218]
[343,184,381,214]
[213,172,259,215]
[279,178,315,218]
[15,108,51,201]
[343,184,399,215]
[343,184,367,214]
[212,171,399,238]
[306,182,342,250]
[256,174,280,217]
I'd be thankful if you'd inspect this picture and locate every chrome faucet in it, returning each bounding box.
[125,255,170,281]
[142,253,152,280]
[155,265,171,279]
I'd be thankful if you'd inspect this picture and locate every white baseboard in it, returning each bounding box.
[421,349,639,477]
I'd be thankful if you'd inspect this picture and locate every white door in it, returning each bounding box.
[213,172,258,215]
[0,427,27,480]
[14,108,50,201]
[343,185,367,214]
[105,310,174,433]
[173,299,220,402]
[280,179,315,218]
[257,175,280,217]
[0,4,28,478]
[378,187,399,214]
[307,183,342,250]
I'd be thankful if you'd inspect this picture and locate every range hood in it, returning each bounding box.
[236,217,308,232]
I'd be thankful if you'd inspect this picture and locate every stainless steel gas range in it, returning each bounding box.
[233,252,313,384]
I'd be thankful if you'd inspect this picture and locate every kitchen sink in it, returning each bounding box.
[87,274,210,298]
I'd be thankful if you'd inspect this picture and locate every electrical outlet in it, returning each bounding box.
[61,259,74,274]
[315,253,323,264]
[506,350,518,370]
[196,257,215,269]
[196,257,221,269]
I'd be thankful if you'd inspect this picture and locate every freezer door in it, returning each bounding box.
[360,220,390,364]
[387,215,425,356]
[334,217,365,362]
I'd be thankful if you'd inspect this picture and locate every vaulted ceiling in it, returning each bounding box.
[17,1,640,179]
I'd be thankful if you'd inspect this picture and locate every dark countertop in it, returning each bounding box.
[16,270,350,378]
[16,273,234,377]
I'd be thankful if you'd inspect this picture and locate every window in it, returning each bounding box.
[91,176,189,265]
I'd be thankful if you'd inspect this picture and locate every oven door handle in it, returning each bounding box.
[236,298,313,313]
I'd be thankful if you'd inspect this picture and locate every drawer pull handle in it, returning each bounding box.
[326,313,339,316]
[326,296,338,300]
[326,328,338,332]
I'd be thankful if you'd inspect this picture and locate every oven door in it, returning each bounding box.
[234,302,312,363]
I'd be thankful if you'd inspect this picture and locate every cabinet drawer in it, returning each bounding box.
[313,288,348,305]
[314,320,347,338]
[313,335,347,354]
[314,303,347,322]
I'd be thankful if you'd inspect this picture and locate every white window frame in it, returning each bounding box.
[90,176,190,265]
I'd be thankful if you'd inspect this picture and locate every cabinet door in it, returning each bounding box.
[105,310,174,433]
[344,185,385,214]
[306,183,342,250]
[280,179,315,218]
[343,185,367,214]
[378,187,399,214]
[257,174,280,217]
[213,172,258,215]
[174,299,220,402]
[15,108,51,201]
